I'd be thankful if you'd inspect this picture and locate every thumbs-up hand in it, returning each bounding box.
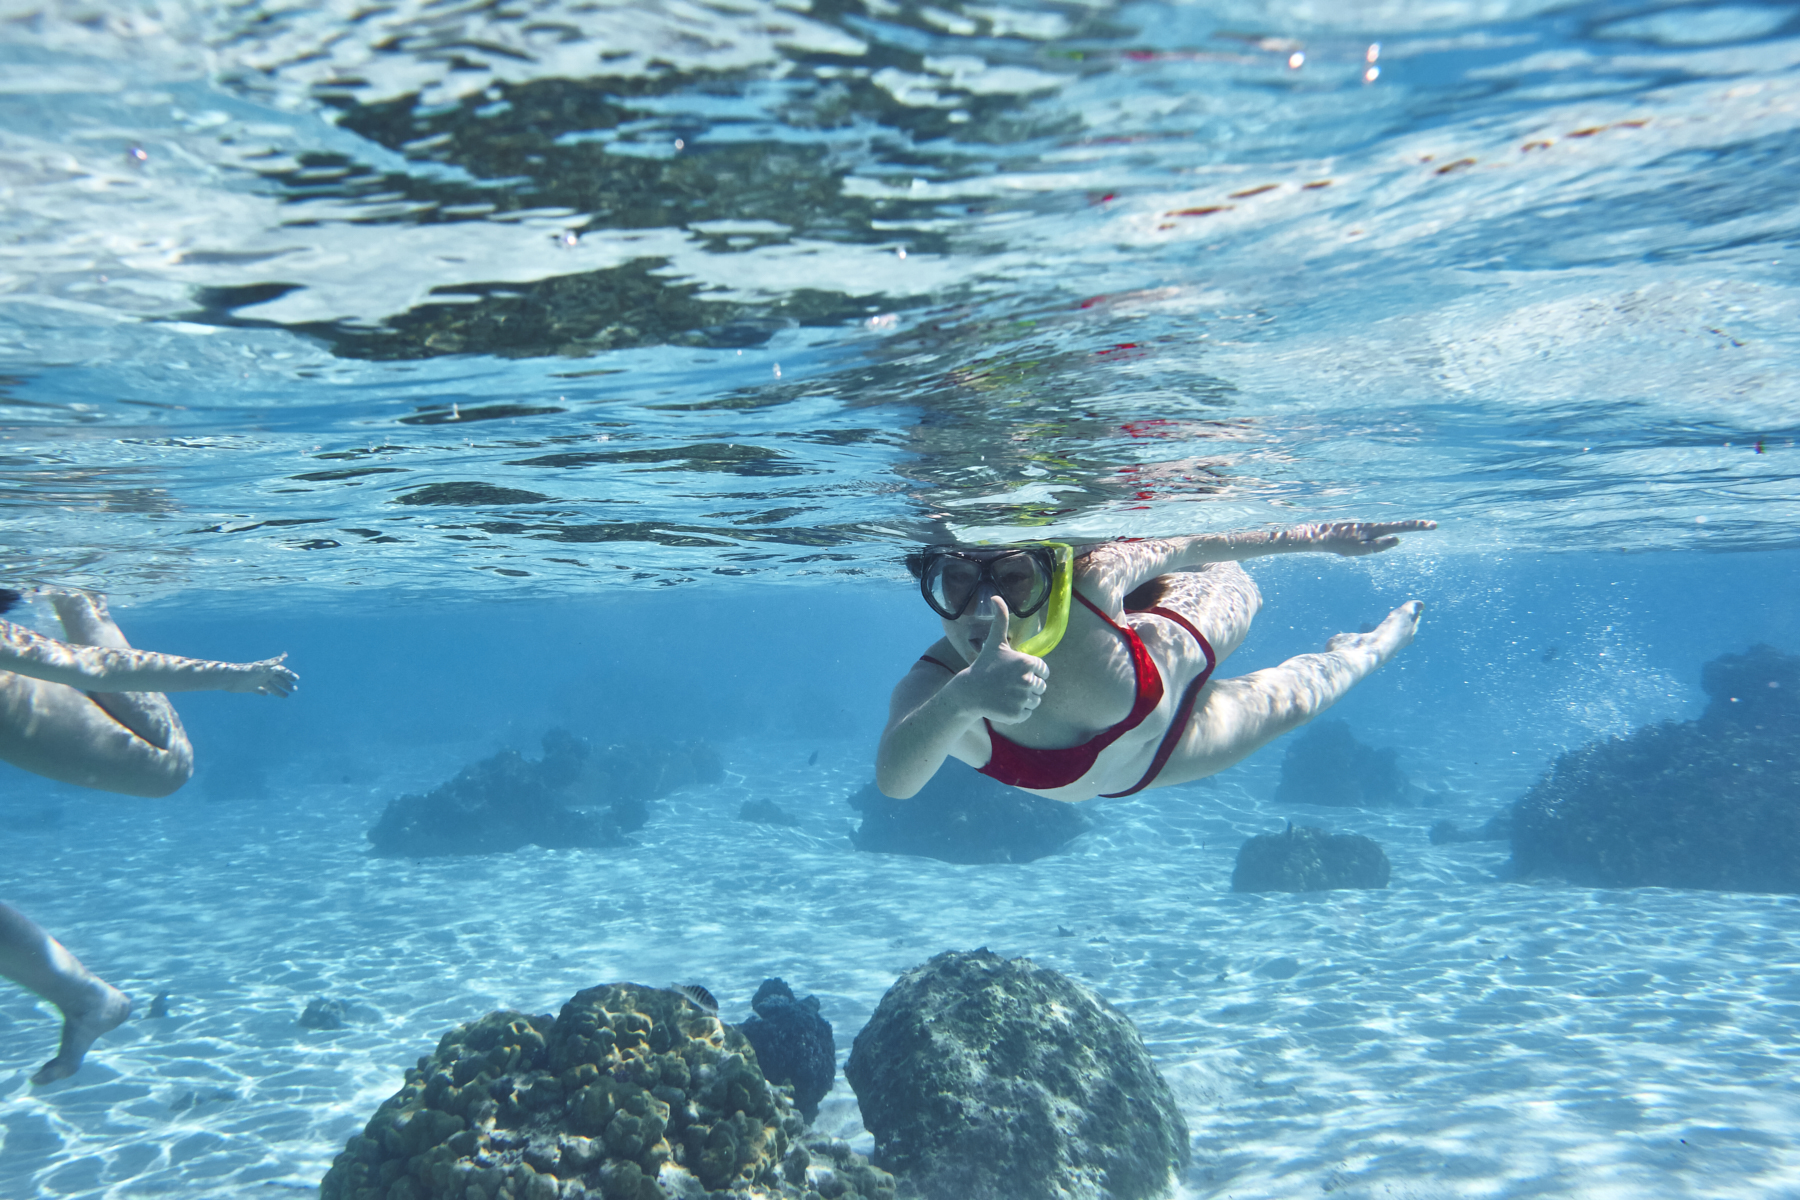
[956,593,1050,726]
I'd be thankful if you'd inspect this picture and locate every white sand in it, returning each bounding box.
[4,739,1799,1199]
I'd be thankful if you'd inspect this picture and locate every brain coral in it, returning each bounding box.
[319,982,891,1200]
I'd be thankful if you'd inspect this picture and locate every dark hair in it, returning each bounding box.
[0,588,20,615]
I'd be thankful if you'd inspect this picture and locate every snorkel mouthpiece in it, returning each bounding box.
[1012,542,1072,658]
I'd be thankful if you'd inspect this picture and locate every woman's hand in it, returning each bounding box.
[1282,519,1437,556]
[955,595,1049,726]
[224,654,298,697]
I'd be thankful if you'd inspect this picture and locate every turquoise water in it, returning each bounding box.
[3,0,1800,1196]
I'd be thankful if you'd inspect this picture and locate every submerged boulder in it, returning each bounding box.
[1510,644,1800,891]
[1231,823,1391,892]
[367,730,722,857]
[738,978,835,1122]
[1428,813,1512,845]
[572,739,725,833]
[847,761,1091,864]
[844,949,1188,1200]
[1273,719,1413,807]
[319,982,893,1200]
[298,997,349,1031]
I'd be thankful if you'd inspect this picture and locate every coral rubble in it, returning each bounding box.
[319,983,892,1200]
[846,761,1090,864]
[1273,718,1414,808]
[737,979,834,1122]
[1509,644,1800,891]
[1231,823,1391,892]
[844,949,1188,1200]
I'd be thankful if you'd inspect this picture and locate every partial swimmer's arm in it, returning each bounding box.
[0,622,297,696]
[1075,520,1436,612]
[875,597,1047,798]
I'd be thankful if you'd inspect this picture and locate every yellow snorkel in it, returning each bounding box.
[1011,541,1072,658]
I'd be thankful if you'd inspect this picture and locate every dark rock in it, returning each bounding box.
[738,979,835,1122]
[1274,719,1413,807]
[1231,823,1391,892]
[146,991,170,1019]
[1510,645,1800,891]
[1702,642,1800,727]
[847,761,1091,864]
[368,731,615,857]
[572,739,725,833]
[318,983,893,1200]
[739,798,801,827]
[844,949,1188,1200]
[367,730,722,856]
[299,998,349,1030]
[1427,819,1467,846]
[1428,812,1512,845]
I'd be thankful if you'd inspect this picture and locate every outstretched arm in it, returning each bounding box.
[1076,520,1435,613]
[0,622,296,696]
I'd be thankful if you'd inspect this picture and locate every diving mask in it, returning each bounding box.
[914,542,1073,657]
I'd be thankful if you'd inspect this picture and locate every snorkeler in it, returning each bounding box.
[0,586,297,1084]
[876,522,1433,801]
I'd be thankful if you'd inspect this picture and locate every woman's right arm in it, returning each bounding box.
[875,663,982,799]
[0,622,296,696]
[875,600,1047,798]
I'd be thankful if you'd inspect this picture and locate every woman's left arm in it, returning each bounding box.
[1076,520,1436,611]
[0,622,296,696]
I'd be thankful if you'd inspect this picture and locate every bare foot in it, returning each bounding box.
[31,979,132,1085]
[1327,600,1424,663]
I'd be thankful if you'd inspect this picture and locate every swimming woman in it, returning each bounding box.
[0,587,296,1083]
[876,521,1433,801]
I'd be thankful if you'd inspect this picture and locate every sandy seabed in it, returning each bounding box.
[4,739,1799,1200]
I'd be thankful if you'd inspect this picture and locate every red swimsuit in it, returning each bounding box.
[919,589,1217,797]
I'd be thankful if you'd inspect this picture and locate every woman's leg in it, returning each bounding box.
[48,591,190,759]
[1149,600,1423,789]
[0,671,193,796]
[0,902,132,1084]
[0,591,192,795]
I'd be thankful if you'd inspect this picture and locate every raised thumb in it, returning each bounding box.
[975,592,1011,658]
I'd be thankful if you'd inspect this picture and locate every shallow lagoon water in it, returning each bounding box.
[4,554,1799,1198]
[3,0,1800,1197]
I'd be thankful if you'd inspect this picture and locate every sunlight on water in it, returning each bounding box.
[2,0,1796,597]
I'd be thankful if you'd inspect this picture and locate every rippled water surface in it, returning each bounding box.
[4,0,1796,597]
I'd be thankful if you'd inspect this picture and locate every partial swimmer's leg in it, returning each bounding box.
[47,590,192,768]
[0,673,192,796]
[44,588,130,652]
[0,902,133,1084]
[1124,561,1261,665]
[1147,600,1422,789]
